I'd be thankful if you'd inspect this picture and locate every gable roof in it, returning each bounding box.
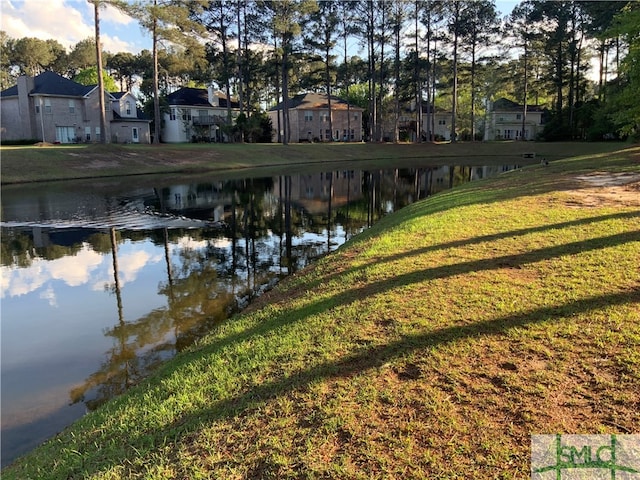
[166,87,239,108]
[0,71,97,98]
[492,97,544,112]
[112,109,151,122]
[269,92,363,111]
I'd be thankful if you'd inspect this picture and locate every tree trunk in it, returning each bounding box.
[236,1,244,115]
[94,1,108,144]
[152,1,160,144]
[521,40,528,140]
[282,36,290,145]
[451,1,459,143]
[414,1,422,143]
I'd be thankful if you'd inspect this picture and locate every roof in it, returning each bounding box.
[492,97,544,112]
[269,92,364,111]
[112,110,151,122]
[166,87,239,108]
[420,104,449,114]
[0,71,96,98]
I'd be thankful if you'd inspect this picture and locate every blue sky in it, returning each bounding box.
[1,0,521,55]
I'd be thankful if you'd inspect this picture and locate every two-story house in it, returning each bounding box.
[110,92,153,144]
[162,87,240,143]
[0,72,150,144]
[268,93,364,143]
[484,97,545,141]
[382,103,452,142]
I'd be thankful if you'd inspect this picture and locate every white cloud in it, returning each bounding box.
[39,284,58,307]
[47,247,104,286]
[118,250,159,283]
[0,0,142,53]
[1,262,46,297]
[101,1,134,26]
[0,244,104,297]
[1,0,93,50]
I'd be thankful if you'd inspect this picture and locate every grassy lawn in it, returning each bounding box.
[2,144,639,479]
[0,141,628,184]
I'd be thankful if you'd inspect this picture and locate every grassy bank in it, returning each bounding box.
[3,145,639,479]
[0,141,627,184]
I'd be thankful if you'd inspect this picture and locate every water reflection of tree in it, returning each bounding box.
[70,228,237,410]
[0,229,85,267]
[68,168,448,410]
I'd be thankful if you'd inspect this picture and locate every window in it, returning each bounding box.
[320,112,329,122]
[354,113,359,120]
[68,100,75,114]
[170,109,176,121]
[351,129,355,140]
[438,119,446,125]
[181,109,191,121]
[304,111,313,122]
[125,101,131,115]
[516,113,522,120]
[44,99,51,114]
[35,105,40,113]
[326,129,330,138]
[85,126,91,141]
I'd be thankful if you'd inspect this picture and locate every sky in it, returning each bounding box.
[1,0,521,56]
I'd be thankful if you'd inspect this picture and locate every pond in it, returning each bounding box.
[0,162,520,466]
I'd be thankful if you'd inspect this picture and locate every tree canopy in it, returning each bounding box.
[1,0,638,142]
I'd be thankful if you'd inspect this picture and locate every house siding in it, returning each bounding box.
[268,93,363,143]
[484,99,544,141]
[1,73,150,144]
[162,95,239,143]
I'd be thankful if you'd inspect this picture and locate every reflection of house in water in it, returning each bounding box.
[153,183,231,222]
[415,164,521,196]
[273,170,364,214]
[30,227,102,249]
[469,165,520,181]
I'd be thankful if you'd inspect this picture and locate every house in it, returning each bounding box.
[162,87,240,143]
[484,97,545,141]
[382,103,452,142]
[0,71,150,144]
[109,92,152,144]
[268,92,364,143]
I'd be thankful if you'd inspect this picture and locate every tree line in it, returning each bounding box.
[1,0,638,144]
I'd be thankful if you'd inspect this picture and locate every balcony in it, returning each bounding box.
[193,115,228,126]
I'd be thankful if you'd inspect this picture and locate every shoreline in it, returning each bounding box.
[3,144,639,479]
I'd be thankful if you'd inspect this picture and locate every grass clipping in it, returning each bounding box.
[5,147,640,479]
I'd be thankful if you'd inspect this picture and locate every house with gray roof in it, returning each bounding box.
[268,92,364,143]
[162,86,240,143]
[484,97,545,141]
[0,71,150,144]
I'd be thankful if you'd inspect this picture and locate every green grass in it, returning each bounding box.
[2,144,639,479]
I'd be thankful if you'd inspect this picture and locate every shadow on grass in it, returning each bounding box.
[313,211,640,291]
[56,286,639,480]
[35,228,640,478]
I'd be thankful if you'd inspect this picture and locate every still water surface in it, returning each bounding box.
[1,162,518,466]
